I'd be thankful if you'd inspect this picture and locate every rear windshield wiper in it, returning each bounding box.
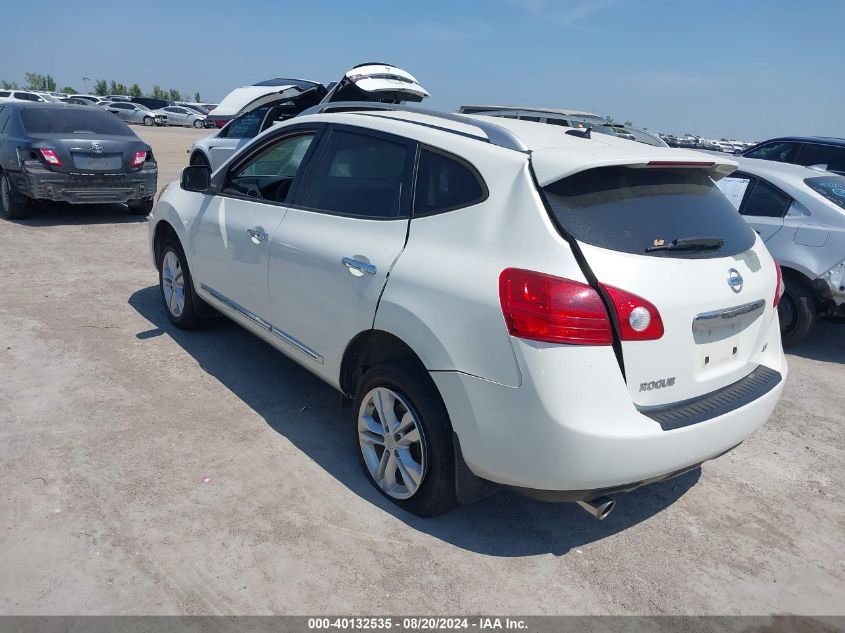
[645,237,725,253]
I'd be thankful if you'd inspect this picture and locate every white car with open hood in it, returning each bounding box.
[150,104,787,518]
[190,63,429,171]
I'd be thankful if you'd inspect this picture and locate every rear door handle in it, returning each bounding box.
[247,227,269,242]
[341,257,376,275]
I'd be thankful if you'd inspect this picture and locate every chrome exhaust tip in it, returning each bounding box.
[576,496,616,520]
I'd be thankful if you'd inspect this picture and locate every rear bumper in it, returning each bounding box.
[14,162,157,204]
[432,316,787,494]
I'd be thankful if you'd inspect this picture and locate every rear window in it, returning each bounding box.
[20,108,133,136]
[223,108,267,139]
[805,175,845,210]
[543,167,756,258]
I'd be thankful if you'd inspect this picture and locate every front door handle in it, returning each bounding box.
[341,257,377,275]
[247,227,269,243]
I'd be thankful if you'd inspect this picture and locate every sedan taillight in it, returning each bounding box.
[774,262,785,308]
[39,148,62,166]
[131,151,147,167]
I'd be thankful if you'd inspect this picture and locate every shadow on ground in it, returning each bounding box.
[129,285,700,557]
[8,201,146,226]
[786,319,845,364]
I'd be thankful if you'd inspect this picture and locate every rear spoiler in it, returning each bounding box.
[530,151,738,186]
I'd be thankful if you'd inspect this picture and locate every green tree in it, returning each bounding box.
[168,88,182,102]
[129,83,143,98]
[24,72,55,91]
[1,80,19,90]
[93,79,108,95]
[193,91,201,103]
[60,86,76,94]
[150,85,167,100]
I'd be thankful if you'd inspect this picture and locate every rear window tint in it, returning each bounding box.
[805,175,845,210]
[224,108,267,139]
[543,167,756,258]
[414,149,485,216]
[20,108,133,136]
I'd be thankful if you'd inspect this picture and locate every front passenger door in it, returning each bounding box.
[189,129,320,325]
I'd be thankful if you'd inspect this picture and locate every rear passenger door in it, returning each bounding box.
[267,125,415,384]
[716,173,792,241]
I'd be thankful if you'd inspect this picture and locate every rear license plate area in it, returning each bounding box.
[72,154,121,170]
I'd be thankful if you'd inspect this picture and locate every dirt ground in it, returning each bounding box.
[0,125,843,615]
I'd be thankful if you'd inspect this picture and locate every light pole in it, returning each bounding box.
[83,77,90,94]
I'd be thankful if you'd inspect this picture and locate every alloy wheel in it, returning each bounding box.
[161,251,185,318]
[358,387,426,499]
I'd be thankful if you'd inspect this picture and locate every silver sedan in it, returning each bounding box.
[105,102,166,126]
[154,106,206,128]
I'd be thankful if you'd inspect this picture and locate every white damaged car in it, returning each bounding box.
[190,63,429,171]
[150,105,786,518]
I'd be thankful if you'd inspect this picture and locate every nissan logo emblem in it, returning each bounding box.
[91,143,104,154]
[727,268,743,293]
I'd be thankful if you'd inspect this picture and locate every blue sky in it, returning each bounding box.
[1,0,843,140]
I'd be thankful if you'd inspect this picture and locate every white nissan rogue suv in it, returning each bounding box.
[148,104,787,518]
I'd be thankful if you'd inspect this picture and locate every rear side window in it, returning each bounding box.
[19,108,133,136]
[223,108,267,139]
[743,141,798,163]
[805,175,845,210]
[742,179,791,217]
[543,167,756,258]
[299,128,411,219]
[414,149,486,216]
[795,144,845,174]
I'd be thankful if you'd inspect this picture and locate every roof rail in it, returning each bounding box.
[298,101,530,153]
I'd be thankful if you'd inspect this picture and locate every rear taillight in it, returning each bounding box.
[601,284,665,341]
[131,151,147,167]
[39,148,62,166]
[214,119,230,129]
[499,269,665,345]
[774,262,785,308]
[499,269,612,345]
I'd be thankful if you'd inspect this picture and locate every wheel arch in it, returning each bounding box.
[339,329,431,399]
[152,219,180,270]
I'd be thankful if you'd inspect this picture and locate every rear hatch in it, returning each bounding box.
[207,79,326,127]
[322,63,430,104]
[538,160,779,407]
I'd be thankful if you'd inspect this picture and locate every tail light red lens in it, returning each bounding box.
[499,269,613,345]
[600,284,665,341]
[39,148,62,166]
[774,261,785,308]
[214,119,230,129]
[131,151,147,167]
[499,268,665,345]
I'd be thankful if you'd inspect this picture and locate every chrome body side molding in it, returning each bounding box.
[200,284,324,363]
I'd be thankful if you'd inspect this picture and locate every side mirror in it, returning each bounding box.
[181,165,211,193]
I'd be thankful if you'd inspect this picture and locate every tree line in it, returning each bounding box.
[1,72,202,103]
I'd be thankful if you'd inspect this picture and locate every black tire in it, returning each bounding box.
[143,116,154,127]
[0,171,30,220]
[192,119,204,129]
[189,152,210,168]
[353,362,457,517]
[128,197,154,215]
[157,239,202,329]
[779,275,817,347]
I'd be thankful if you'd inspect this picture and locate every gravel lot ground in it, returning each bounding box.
[1,125,843,616]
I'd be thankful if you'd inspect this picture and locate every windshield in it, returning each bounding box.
[20,108,134,136]
[805,175,845,210]
[543,166,756,258]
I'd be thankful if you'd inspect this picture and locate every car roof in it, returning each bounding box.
[293,108,737,185]
[1,101,94,111]
[751,136,845,147]
[733,156,839,181]
[460,104,603,119]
